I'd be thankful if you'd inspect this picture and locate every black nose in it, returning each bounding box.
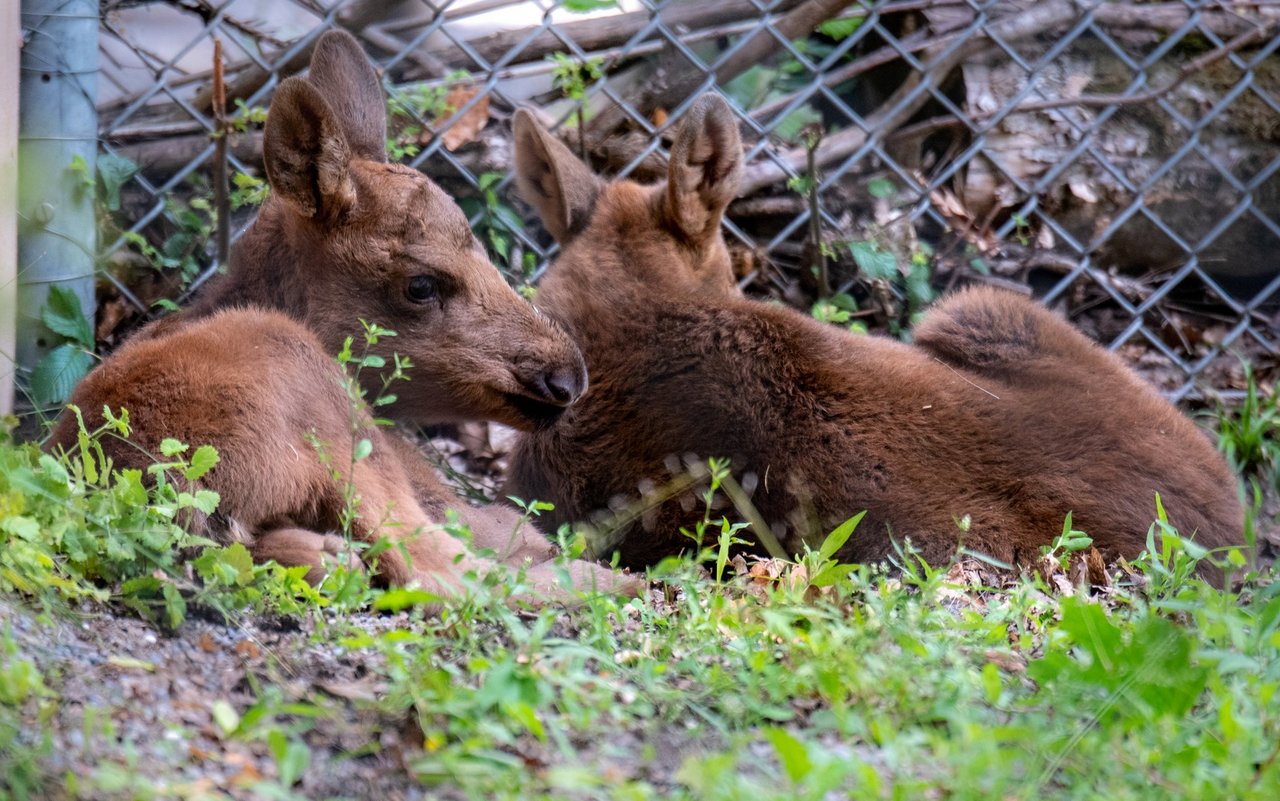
[534,365,585,405]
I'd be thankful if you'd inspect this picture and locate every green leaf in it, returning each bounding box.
[41,286,94,347]
[373,587,441,612]
[211,700,240,737]
[817,16,864,40]
[764,727,812,784]
[96,153,138,212]
[162,583,187,629]
[30,343,93,405]
[183,445,220,481]
[189,489,220,516]
[561,0,617,12]
[867,177,895,199]
[848,241,896,281]
[353,438,373,462]
[268,730,310,786]
[818,511,865,563]
[160,439,188,457]
[774,104,823,145]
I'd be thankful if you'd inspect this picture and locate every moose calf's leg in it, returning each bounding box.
[250,528,362,585]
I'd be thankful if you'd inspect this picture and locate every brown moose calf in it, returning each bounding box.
[505,95,1244,582]
[48,31,634,601]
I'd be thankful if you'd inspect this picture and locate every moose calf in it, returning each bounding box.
[49,31,634,600]
[505,95,1244,583]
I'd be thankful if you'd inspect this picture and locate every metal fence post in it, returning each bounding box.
[17,0,98,406]
[0,1,18,416]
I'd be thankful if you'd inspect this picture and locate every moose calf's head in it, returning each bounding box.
[512,94,744,333]
[220,30,584,430]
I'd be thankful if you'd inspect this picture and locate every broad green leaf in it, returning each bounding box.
[96,153,139,212]
[849,241,896,281]
[353,438,373,462]
[211,700,240,736]
[817,16,864,40]
[867,177,896,199]
[160,439,188,457]
[30,344,93,405]
[764,727,812,784]
[374,587,440,612]
[40,286,94,347]
[818,511,865,563]
[183,445,220,481]
[774,104,823,145]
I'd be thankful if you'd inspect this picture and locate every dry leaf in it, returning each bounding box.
[436,85,490,151]
[316,679,385,702]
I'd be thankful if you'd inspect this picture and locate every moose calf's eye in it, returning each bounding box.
[406,275,438,304]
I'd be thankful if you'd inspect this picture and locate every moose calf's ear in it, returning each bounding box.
[263,77,357,220]
[665,94,743,242]
[513,108,602,243]
[305,29,388,163]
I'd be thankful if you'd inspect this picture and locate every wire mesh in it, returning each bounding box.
[92,0,1280,400]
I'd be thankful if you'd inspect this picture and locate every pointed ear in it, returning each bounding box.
[263,77,356,219]
[305,29,387,162]
[513,108,602,243]
[665,94,743,241]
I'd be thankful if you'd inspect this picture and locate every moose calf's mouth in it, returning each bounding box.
[505,391,570,429]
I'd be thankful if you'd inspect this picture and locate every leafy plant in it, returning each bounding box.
[1,412,316,627]
[549,51,604,159]
[1215,362,1279,491]
[458,172,533,276]
[385,71,472,161]
[28,286,95,406]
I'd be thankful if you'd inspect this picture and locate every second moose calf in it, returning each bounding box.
[506,95,1244,583]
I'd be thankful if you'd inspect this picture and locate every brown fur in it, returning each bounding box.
[506,95,1245,583]
[47,32,635,600]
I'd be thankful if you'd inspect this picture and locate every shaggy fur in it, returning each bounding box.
[505,95,1244,584]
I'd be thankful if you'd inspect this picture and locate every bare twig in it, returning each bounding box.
[211,38,229,270]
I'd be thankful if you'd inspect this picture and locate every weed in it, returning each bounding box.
[1215,361,1279,491]
[549,52,604,159]
[28,286,96,407]
[457,172,534,277]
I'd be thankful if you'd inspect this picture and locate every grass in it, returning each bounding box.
[0,392,1277,799]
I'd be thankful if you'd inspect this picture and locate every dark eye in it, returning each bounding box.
[406,275,438,304]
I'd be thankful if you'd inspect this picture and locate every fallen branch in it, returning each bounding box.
[739,0,1102,195]
[589,0,860,136]
[977,20,1277,118]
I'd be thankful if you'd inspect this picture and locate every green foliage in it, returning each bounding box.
[29,286,95,406]
[230,170,269,209]
[548,52,603,108]
[1216,362,1279,491]
[559,0,618,12]
[385,71,472,161]
[458,172,532,275]
[816,16,865,41]
[0,414,318,627]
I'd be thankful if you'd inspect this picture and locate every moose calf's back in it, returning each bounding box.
[507,96,1244,578]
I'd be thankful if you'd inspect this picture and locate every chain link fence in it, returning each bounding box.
[91,0,1280,401]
